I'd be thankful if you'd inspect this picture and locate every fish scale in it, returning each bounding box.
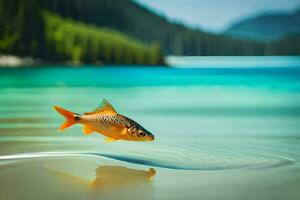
[87,115,126,127]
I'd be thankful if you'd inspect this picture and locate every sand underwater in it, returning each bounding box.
[0,57,300,200]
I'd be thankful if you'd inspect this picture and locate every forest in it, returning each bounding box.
[39,0,300,56]
[0,0,299,65]
[44,12,164,65]
[0,0,164,65]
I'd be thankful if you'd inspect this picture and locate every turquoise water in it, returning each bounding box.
[0,57,300,199]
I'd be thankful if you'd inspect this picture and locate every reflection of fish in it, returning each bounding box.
[92,166,156,187]
[44,165,156,186]
[44,165,156,200]
[54,99,155,142]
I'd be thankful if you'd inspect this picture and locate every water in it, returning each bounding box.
[0,56,300,200]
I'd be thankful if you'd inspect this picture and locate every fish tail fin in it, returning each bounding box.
[53,106,78,131]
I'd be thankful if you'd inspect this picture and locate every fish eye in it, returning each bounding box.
[138,131,145,137]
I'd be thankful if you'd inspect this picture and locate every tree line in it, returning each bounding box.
[39,0,300,56]
[0,0,165,65]
[0,0,299,66]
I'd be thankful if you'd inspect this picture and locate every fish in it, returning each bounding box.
[53,99,155,142]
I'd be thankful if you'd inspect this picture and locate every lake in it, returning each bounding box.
[0,56,300,200]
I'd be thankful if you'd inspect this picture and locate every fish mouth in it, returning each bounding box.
[148,135,155,141]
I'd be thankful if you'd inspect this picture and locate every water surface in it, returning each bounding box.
[0,56,300,200]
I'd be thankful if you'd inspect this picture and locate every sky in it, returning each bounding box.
[134,0,300,32]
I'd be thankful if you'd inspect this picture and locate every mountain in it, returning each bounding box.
[0,0,164,65]
[39,0,269,56]
[0,0,300,64]
[225,8,300,41]
[43,12,164,65]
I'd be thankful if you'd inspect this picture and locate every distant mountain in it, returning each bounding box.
[0,0,164,65]
[39,0,300,55]
[39,0,268,56]
[1,0,300,64]
[224,8,300,41]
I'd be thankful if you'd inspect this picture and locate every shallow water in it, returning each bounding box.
[0,57,300,200]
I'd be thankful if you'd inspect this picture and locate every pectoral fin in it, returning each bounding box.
[83,125,94,135]
[121,128,127,135]
[105,137,119,143]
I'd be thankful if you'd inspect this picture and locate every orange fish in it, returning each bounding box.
[54,100,155,142]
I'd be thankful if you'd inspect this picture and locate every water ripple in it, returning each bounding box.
[0,150,295,171]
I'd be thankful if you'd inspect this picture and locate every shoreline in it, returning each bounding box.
[0,55,167,67]
[0,55,35,67]
[2,55,300,68]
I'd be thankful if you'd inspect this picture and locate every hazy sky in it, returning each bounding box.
[134,0,300,32]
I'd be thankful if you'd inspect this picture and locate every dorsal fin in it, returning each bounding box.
[84,99,117,115]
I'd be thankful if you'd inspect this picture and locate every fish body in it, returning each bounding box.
[54,100,155,142]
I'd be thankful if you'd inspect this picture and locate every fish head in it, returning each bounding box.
[128,124,155,142]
